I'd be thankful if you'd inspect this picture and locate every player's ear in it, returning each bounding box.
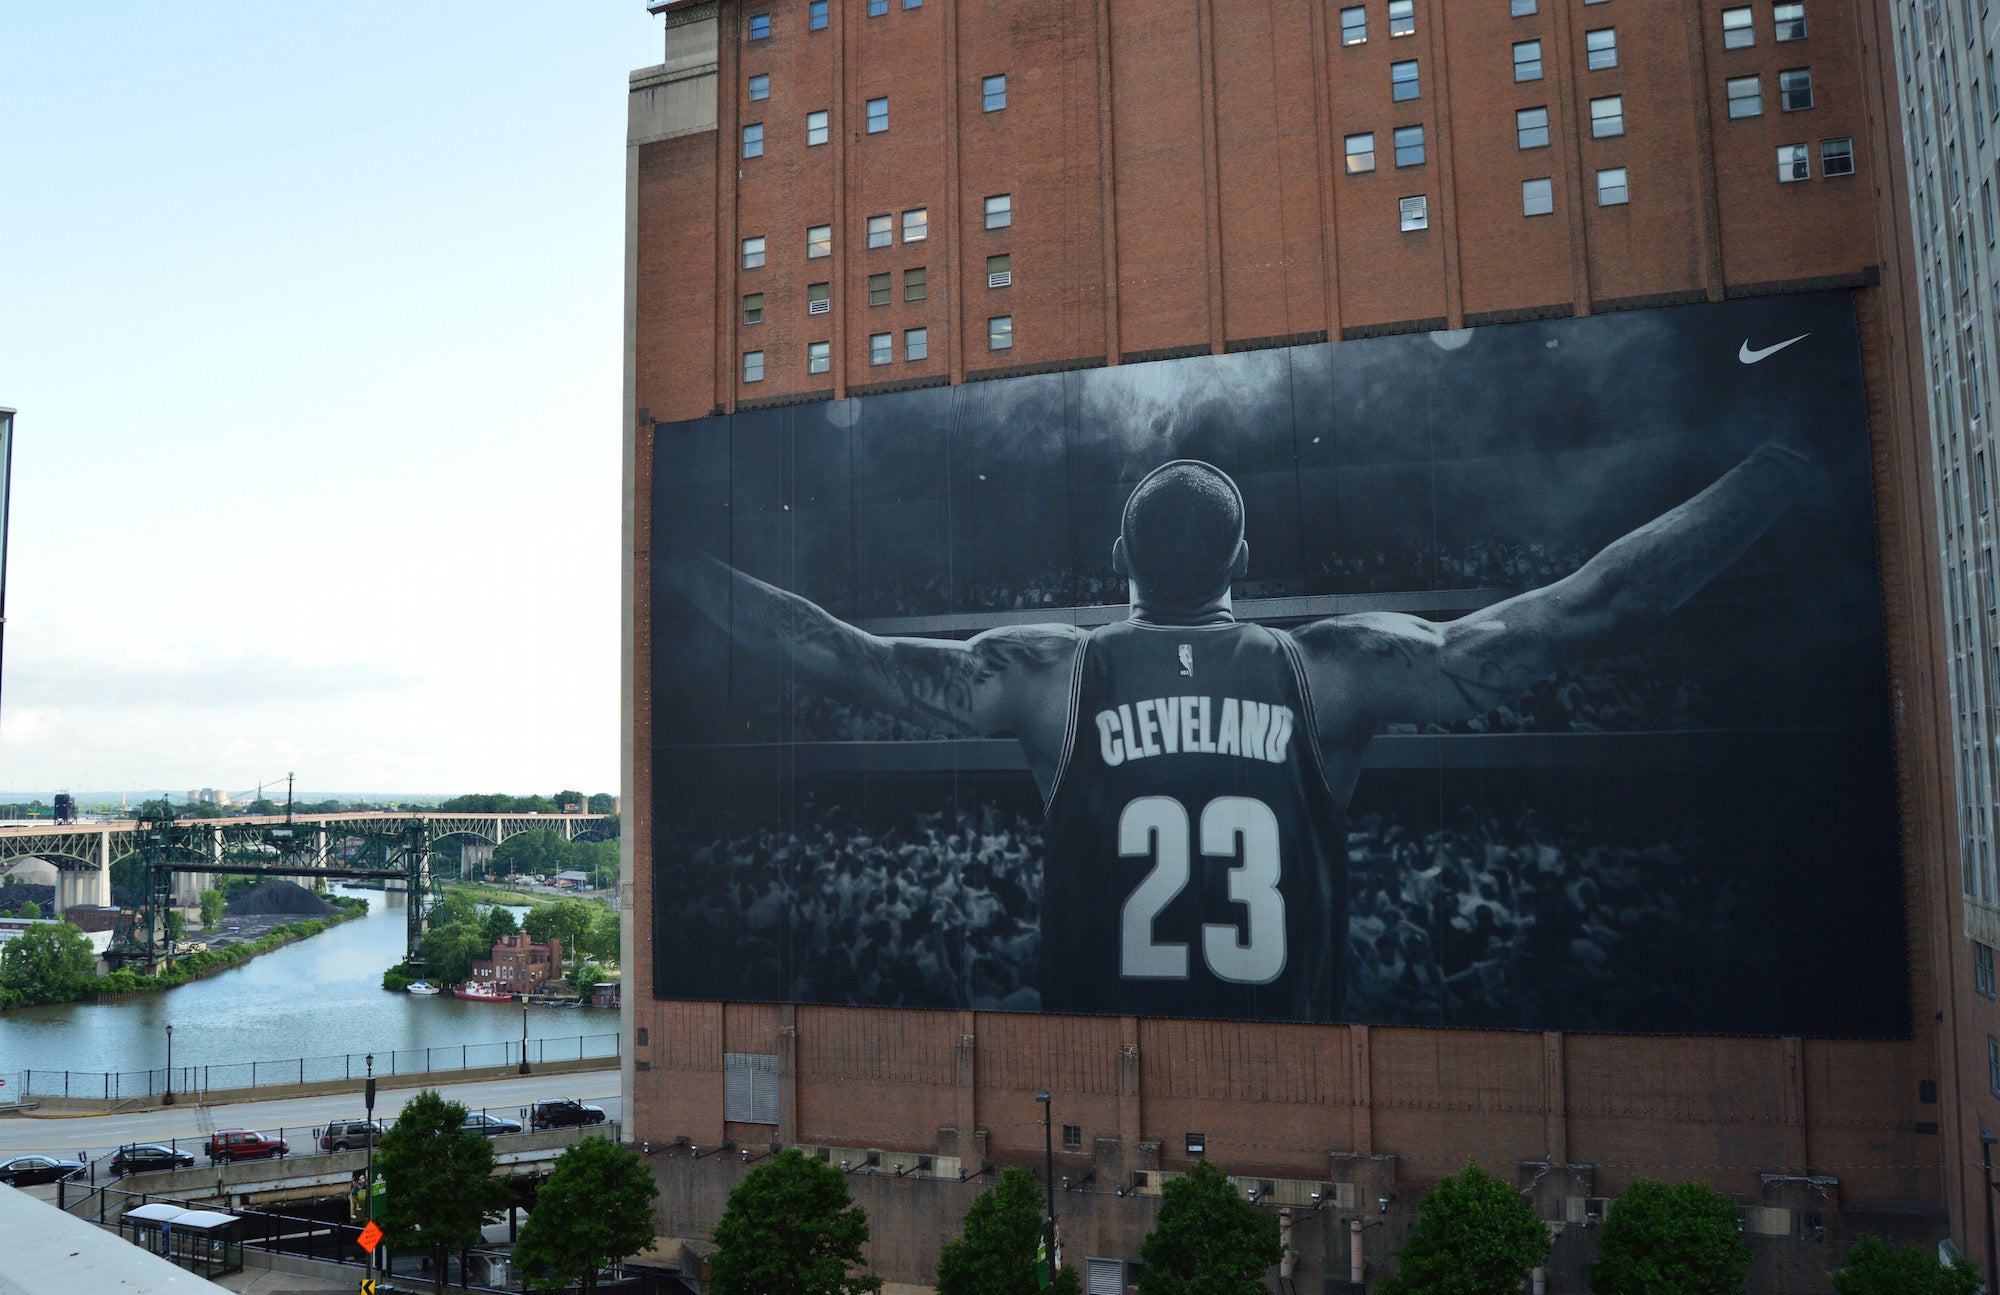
[1112,536,1132,577]
[1230,538,1249,579]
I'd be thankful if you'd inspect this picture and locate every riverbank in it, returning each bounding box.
[441,880,561,908]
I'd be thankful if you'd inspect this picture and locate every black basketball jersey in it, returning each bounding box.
[1039,618,1345,1022]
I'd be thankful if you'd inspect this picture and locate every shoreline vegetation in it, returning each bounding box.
[0,895,368,1010]
[441,880,562,908]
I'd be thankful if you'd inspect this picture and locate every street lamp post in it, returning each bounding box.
[162,1025,175,1106]
[1037,1092,1056,1284]
[520,1003,531,1075]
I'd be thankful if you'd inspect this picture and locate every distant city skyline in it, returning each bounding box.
[0,4,657,790]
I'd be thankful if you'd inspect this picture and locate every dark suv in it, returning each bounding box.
[110,1143,197,1176]
[319,1120,384,1152]
[529,1099,607,1131]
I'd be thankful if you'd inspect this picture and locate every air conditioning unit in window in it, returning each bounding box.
[988,269,1011,288]
[808,298,831,315]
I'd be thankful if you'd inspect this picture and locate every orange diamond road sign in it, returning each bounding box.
[357,1220,383,1254]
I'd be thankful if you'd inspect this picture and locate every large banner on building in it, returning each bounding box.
[650,290,1906,1037]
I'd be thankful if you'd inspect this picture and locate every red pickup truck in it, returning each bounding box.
[204,1129,289,1163]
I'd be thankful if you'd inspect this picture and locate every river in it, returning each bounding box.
[0,887,616,1080]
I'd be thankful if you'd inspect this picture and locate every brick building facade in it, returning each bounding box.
[620,2,1976,1290]
[469,933,562,995]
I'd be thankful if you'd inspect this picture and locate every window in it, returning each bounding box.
[749,73,771,100]
[1517,106,1550,149]
[807,110,829,146]
[1392,60,1420,101]
[1523,177,1554,215]
[987,253,1012,287]
[1985,179,1996,245]
[904,0,921,8]
[869,0,887,13]
[1400,194,1429,231]
[1590,95,1625,137]
[983,74,1007,112]
[1340,6,1367,45]
[809,0,828,30]
[808,340,830,374]
[807,224,832,259]
[1514,41,1544,81]
[742,123,764,158]
[1777,143,1810,181]
[1345,132,1377,172]
[743,350,765,382]
[904,266,927,301]
[749,13,771,40]
[985,194,1013,229]
[807,282,831,314]
[1185,1133,1206,1157]
[1727,75,1763,118]
[1394,124,1426,167]
[1989,1036,1998,1096]
[1389,0,1415,37]
[1774,2,1806,40]
[1722,6,1754,47]
[870,332,893,365]
[869,272,891,306]
[742,236,767,269]
[1585,28,1618,70]
[1511,0,1537,15]
[988,315,1014,350]
[1980,942,1998,998]
[866,97,889,133]
[905,327,928,361]
[743,293,764,325]
[867,214,892,248]
[902,208,928,242]
[1779,67,1813,111]
[1821,136,1854,176]
[1597,166,1629,205]
[1062,1124,1083,1151]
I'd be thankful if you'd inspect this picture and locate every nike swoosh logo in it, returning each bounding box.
[1739,333,1809,364]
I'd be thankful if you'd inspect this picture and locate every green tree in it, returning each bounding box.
[377,1089,510,1292]
[587,794,617,815]
[710,1148,883,1295]
[17,899,39,919]
[1830,1237,1982,1295]
[513,1136,659,1293]
[0,922,96,1000]
[554,789,586,812]
[573,962,607,998]
[1589,1178,1751,1295]
[581,906,621,963]
[1381,1163,1550,1295]
[936,1167,1045,1295]
[163,910,184,940]
[494,828,568,878]
[524,899,596,970]
[1136,1159,1282,1295]
[199,888,225,928]
[480,904,520,947]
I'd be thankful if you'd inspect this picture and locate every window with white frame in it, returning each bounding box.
[1389,0,1414,37]
[1511,0,1537,15]
[983,74,1006,111]
[1777,143,1810,182]
[749,13,771,40]
[1779,67,1813,111]
[807,110,829,146]
[902,208,928,242]
[905,327,928,361]
[867,213,891,248]
[1585,28,1617,70]
[1978,941,1996,998]
[870,332,893,365]
[986,194,1012,229]
[1340,6,1366,45]
[1514,40,1544,81]
[1394,124,1425,167]
[1774,2,1806,40]
[869,0,887,14]
[743,350,765,382]
[742,123,764,158]
[808,340,831,374]
[1590,95,1624,137]
[988,315,1014,350]
[1392,60,1420,101]
[1399,194,1428,231]
[1522,177,1554,216]
[1517,106,1550,149]
[1597,167,1629,205]
[743,292,764,325]
[1722,6,1754,47]
[749,73,770,100]
[1345,132,1376,172]
[1821,136,1854,176]
[809,0,827,30]
[742,236,766,269]
[807,224,832,258]
[866,97,889,133]
[1727,75,1763,118]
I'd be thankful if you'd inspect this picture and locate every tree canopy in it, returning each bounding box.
[0,922,97,1001]
[524,899,598,970]
[1137,1159,1283,1295]
[937,1167,1083,1295]
[1589,1178,1751,1295]
[513,1136,659,1293]
[710,1148,882,1295]
[1830,1237,1982,1295]
[1381,1163,1550,1295]
[376,1090,511,1292]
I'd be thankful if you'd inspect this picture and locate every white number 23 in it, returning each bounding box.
[1118,795,1285,984]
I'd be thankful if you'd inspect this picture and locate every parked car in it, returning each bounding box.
[460,1112,523,1137]
[109,1144,196,1177]
[529,1099,607,1131]
[318,1120,384,1152]
[204,1129,288,1163]
[0,1154,86,1186]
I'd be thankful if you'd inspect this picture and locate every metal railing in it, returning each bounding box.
[14,1032,620,1101]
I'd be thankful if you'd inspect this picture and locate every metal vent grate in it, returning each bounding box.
[988,270,1012,288]
[807,298,831,315]
[723,1052,779,1124]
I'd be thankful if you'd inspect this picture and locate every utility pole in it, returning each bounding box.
[1037,1091,1056,1291]
[364,1053,379,1270]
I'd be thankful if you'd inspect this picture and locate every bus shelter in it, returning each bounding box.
[118,1202,244,1278]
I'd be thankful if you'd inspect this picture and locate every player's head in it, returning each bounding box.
[1113,460,1249,606]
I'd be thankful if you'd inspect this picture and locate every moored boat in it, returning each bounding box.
[452,982,512,1002]
[406,981,440,996]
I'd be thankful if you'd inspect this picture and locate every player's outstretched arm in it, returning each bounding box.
[1297,442,1816,730]
[663,551,1081,736]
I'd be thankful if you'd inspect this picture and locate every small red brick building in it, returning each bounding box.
[469,933,563,995]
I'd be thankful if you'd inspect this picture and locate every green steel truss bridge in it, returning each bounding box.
[0,811,611,970]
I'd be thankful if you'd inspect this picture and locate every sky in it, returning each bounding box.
[0,3,665,799]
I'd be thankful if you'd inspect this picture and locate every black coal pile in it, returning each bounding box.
[0,884,55,916]
[223,879,336,918]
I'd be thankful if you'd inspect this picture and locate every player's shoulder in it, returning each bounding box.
[966,622,1088,671]
[1287,611,1445,663]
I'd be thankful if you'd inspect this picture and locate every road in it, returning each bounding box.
[0,1066,621,1169]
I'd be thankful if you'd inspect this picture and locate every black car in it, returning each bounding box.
[460,1112,523,1137]
[108,1144,197,1177]
[529,1099,607,1131]
[0,1154,86,1186]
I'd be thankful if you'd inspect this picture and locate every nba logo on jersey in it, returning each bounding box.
[1178,643,1194,677]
